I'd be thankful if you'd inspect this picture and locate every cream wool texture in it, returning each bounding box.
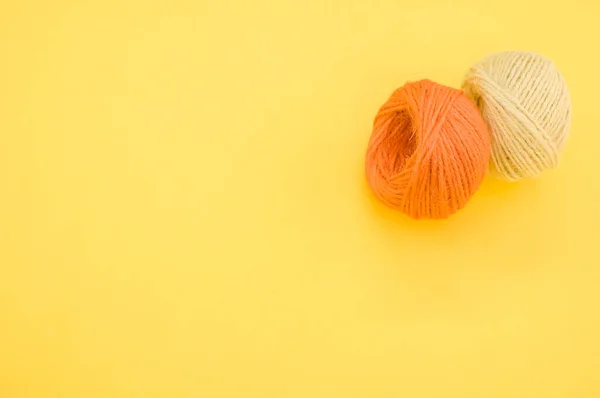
[462,51,571,181]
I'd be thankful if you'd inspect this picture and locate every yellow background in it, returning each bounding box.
[1,0,599,396]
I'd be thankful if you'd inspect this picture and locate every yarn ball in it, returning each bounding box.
[462,51,572,181]
[365,79,491,219]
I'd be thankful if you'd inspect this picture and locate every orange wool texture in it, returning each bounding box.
[365,80,491,219]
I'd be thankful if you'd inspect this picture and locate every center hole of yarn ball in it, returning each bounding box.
[386,110,417,179]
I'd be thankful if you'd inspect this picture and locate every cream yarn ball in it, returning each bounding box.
[462,51,571,181]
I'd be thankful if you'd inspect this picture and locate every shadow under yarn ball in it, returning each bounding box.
[365,79,491,220]
[462,51,572,181]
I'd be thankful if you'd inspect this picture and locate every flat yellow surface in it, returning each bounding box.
[1,1,599,397]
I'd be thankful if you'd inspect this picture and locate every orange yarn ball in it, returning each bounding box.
[365,79,491,219]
